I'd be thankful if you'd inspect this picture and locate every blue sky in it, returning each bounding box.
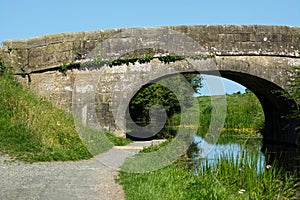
[1,0,299,95]
[1,0,299,42]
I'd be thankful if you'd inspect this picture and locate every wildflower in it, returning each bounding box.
[266,165,272,170]
[238,189,246,194]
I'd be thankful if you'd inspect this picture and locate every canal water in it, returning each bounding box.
[190,131,300,175]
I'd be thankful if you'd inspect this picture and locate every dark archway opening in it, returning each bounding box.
[126,83,180,141]
[126,73,201,141]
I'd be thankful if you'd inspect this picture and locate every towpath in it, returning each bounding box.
[0,140,163,200]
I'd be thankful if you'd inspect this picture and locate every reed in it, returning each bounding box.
[119,149,298,199]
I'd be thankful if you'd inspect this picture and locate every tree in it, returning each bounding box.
[127,73,202,139]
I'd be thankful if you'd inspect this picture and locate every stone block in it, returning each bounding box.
[45,33,65,44]
[58,42,74,52]
[2,40,28,49]
[291,35,300,44]
[28,46,46,67]
[26,36,47,48]
[63,32,85,42]
[240,33,251,42]
[239,41,262,52]
[72,40,83,54]
[99,29,123,41]
[84,30,103,40]
[15,48,29,67]
[49,50,74,65]
[97,93,111,103]
[82,40,98,52]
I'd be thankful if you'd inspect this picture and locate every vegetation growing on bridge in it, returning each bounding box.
[58,50,215,72]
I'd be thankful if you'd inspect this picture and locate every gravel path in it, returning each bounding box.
[0,140,164,200]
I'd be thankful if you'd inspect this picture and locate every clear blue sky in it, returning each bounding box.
[1,0,299,95]
[1,0,299,42]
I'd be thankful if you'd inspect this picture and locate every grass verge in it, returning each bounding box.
[0,73,130,162]
[118,151,299,200]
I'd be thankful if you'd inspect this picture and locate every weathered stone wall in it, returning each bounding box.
[12,55,300,143]
[1,25,300,73]
[12,55,299,115]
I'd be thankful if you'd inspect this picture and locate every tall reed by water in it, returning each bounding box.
[119,142,299,200]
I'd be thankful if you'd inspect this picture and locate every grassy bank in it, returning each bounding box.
[118,141,299,200]
[0,73,130,162]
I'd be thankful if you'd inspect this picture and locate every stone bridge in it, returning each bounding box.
[1,25,300,145]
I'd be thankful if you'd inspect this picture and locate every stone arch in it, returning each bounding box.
[124,72,203,141]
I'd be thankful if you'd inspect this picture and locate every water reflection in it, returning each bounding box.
[192,134,265,174]
[190,132,300,175]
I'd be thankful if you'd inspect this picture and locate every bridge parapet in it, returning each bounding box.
[1,25,300,74]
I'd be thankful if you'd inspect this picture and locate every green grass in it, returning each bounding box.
[194,152,298,199]
[139,139,171,153]
[118,164,196,200]
[169,92,264,136]
[118,152,299,200]
[0,73,130,162]
[105,132,132,146]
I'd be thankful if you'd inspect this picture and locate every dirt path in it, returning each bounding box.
[0,141,163,200]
